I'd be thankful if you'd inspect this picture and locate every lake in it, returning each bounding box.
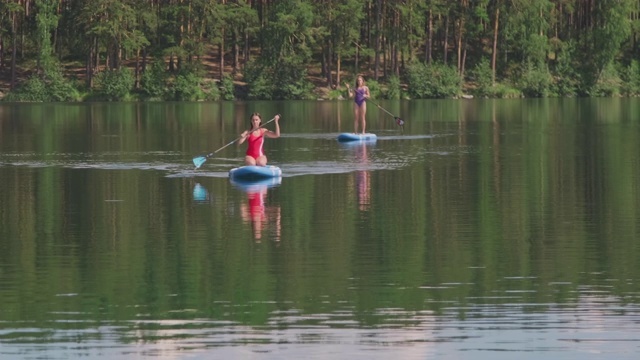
[1,98,640,359]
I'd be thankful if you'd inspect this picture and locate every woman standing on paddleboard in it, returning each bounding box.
[345,75,370,134]
[238,113,280,166]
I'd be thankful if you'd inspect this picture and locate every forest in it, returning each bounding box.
[0,0,640,101]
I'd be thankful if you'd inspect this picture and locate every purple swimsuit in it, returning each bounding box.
[354,88,366,107]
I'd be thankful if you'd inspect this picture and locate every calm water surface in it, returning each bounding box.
[1,99,640,359]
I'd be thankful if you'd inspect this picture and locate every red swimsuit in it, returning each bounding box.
[246,129,265,159]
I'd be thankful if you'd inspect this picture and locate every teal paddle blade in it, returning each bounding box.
[193,156,207,169]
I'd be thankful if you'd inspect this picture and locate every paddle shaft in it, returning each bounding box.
[368,100,404,126]
[377,104,395,118]
[369,100,395,117]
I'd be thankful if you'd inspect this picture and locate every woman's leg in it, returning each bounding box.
[245,155,256,166]
[255,155,268,166]
[353,105,360,133]
[360,102,367,134]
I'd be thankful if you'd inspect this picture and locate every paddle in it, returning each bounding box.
[192,116,279,169]
[369,100,405,127]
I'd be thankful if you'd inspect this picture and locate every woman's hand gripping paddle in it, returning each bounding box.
[192,116,279,169]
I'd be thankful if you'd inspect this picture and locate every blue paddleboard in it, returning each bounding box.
[337,133,377,142]
[229,165,282,181]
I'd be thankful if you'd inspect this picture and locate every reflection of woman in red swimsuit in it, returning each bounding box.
[240,186,282,242]
[238,113,281,166]
[248,189,266,240]
[345,75,370,134]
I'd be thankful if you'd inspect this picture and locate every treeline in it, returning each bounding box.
[1,0,640,101]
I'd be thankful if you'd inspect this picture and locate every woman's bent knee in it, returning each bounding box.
[245,156,256,166]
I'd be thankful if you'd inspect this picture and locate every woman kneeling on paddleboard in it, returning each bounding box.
[238,113,280,166]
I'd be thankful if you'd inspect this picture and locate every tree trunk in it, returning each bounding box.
[354,42,359,76]
[491,8,499,85]
[141,48,147,75]
[134,48,140,89]
[336,53,341,87]
[327,45,333,87]
[321,47,327,80]
[243,29,249,66]
[374,0,381,80]
[426,10,433,63]
[94,37,100,78]
[86,37,96,88]
[382,38,387,78]
[11,31,17,90]
[114,41,121,70]
[457,17,464,74]
[443,16,449,65]
[391,9,398,76]
[461,42,467,78]
[219,29,225,80]
[233,30,239,73]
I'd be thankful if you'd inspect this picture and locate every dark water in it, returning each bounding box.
[1,99,640,359]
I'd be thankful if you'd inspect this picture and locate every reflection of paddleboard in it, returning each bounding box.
[229,165,282,181]
[230,176,282,192]
[337,133,377,142]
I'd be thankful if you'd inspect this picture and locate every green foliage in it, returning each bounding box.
[35,0,58,72]
[46,70,81,101]
[620,60,640,96]
[327,88,344,100]
[504,0,552,64]
[3,76,48,102]
[273,64,314,100]
[587,63,622,97]
[201,80,220,101]
[470,58,494,97]
[386,75,402,100]
[140,60,168,100]
[261,0,315,67]
[242,0,317,101]
[245,64,272,100]
[4,0,640,101]
[244,59,313,100]
[170,68,205,101]
[577,1,633,90]
[516,62,552,97]
[488,84,523,99]
[94,68,135,101]
[316,0,363,62]
[550,41,580,97]
[4,66,80,102]
[468,59,523,99]
[406,62,461,99]
[220,74,235,101]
